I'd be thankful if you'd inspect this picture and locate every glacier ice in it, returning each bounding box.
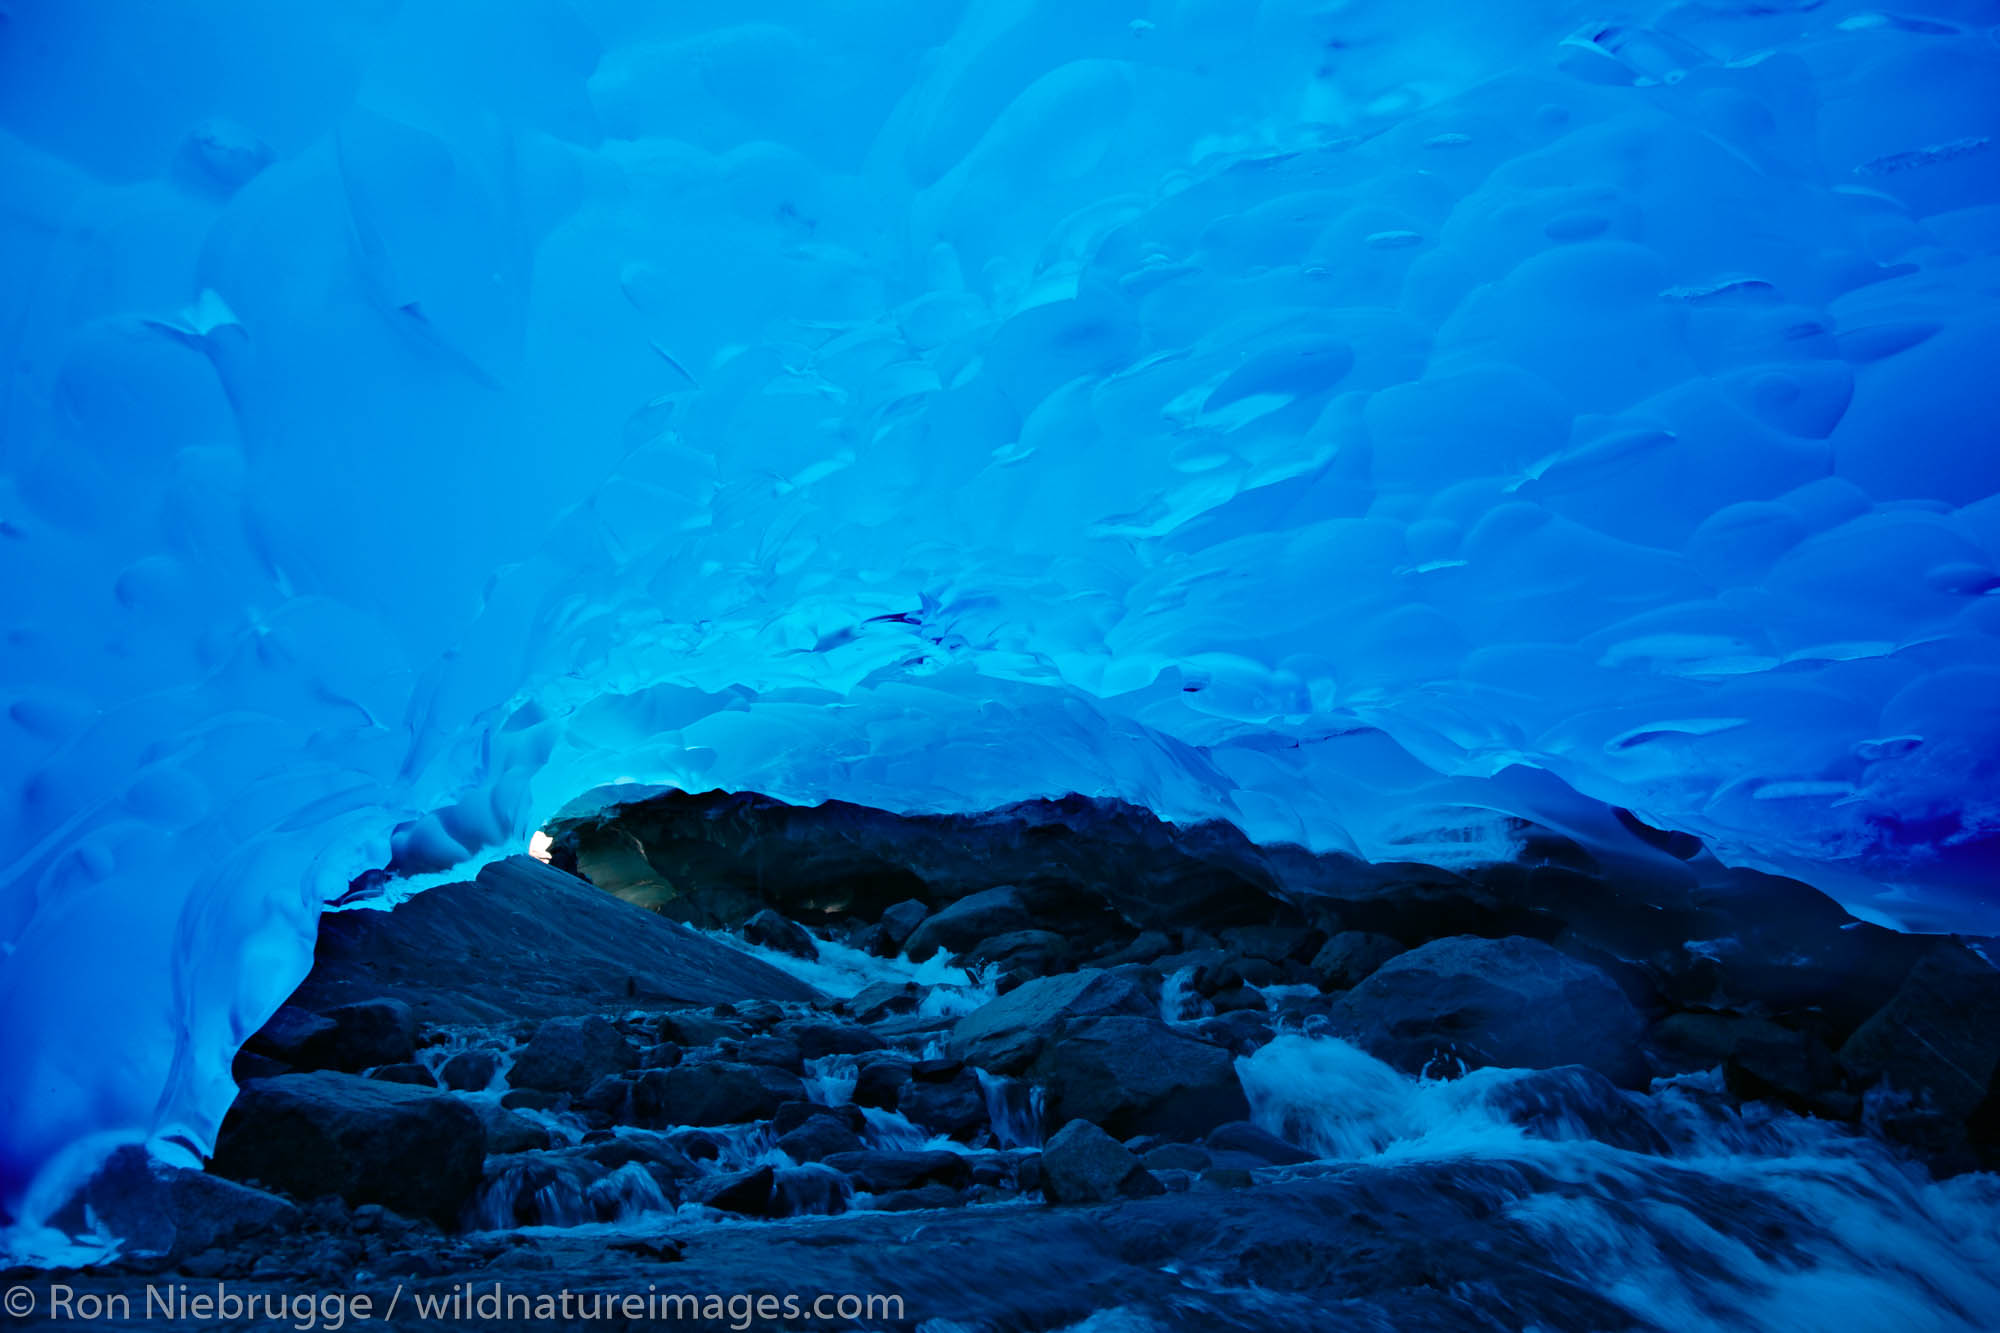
[1,0,1998,1227]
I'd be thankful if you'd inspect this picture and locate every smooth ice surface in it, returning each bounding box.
[2,0,1998,1224]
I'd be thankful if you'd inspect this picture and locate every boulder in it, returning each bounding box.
[690,1165,777,1217]
[1840,941,2000,1121]
[657,1011,746,1047]
[1221,926,1326,965]
[777,1116,865,1162]
[369,1062,436,1087]
[474,1103,553,1155]
[950,969,1154,1074]
[211,1072,486,1225]
[961,930,1072,987]
[846,981,921,1024]
[245,999,417,1074]
[877,899,931,953]
[1204,1121,1315,1166]
[820,1151,972,1194]
[1335,936,1647,1086]
[899,1068,990,1140]
[1040,1121,1164,1204]
[646,1061,802,1125]
[853,1058,913,1110]
[743,910,819,961]
[770,1164,851,1217]
[58,1146,298,1272]
[438,1049,501,1092]
[789,1022,886,1059]
[1030,1016,1249,1140]
[1310,932,1404,989]
[243,1005,337,1067]
[906,886,1034,963]
[774,1101,867,1135]
[509,1015,637,1093]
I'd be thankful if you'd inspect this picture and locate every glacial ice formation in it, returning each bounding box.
[1,0,1997,1225]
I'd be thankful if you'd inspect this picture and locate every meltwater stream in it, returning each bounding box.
[1237,1035,2000,1333]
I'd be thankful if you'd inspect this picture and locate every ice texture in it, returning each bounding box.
[2,0,1998,1225]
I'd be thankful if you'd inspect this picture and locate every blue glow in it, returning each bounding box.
[2,0,1997,1226]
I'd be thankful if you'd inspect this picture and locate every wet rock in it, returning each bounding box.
[657,1011,746,1047]
[950,968,1154,1074]
[771,1165,851,1217]
[473,1103,552,1155]
[733,1034,806,1070]
[1222,926,1326,965]
[878,899,931,953]
[906,886,1034,962]
[852,1058,913,1110]
[690,1165,777,1217]
[774,1101,867,1135]
[1310,932,1404,989]
[845,981,922,1024]
[499,1089,563,1112]
[1094,930,1173,967]
[1142,1142,1214,1172]
[898,1068,989,1140]
[247,999,418,1075]
[1041,1120,1164,1204]
[743,909,818,960]
[1840,941,2000,1121]
[1031,1015,1250,1140]
[369,1062,436,1087]
[509,1015,636,1094]
[58,1146,299,1273]
[777,1116,865,1162]
[212,1072,485,1225]
[648,1061,802,1125]
[437,1049,500,1092]
[821,1150,972,1194]
[1204,1121,1315,1166]
[1208,984,1268,1015]
[1724,1031,1841,1114]
[1477,1067,1672,1155]
[872,1183,967,1212]
[962,930,1072,987]
[244,1005,337,1066]
[788,1021,886,1059]
[1336,936,1647,1086]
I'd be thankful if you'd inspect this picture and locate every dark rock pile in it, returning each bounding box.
[20,792,2000,1331]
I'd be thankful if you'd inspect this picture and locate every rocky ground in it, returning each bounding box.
[9,793,2000,1331]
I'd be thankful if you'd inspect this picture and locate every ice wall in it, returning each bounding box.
[2,0,1998,1228]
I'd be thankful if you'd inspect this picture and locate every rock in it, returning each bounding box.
[872,1183,967,1212]
[1142,1143,1214,1172]
[437,1049,501,1091]
[778,1116,865,1162]
[1197,1167,1254,1191]
[657,1011,746,1047]
[509,1015,637,1093]
[771,1165,850,1217]
[500,1089,564,1112]
[899,1068,989,1140]
[1336,936,1647,1086]
[57,1146,299,1272]
[821,1151,973,1194]
[1478,1067,1671,1156]
[1650,1012,1803,1074]
[1840,941,2000,1121]
[846,981,921,1024]
[906,886,1034,963]
[853,1059,913,1109]
[690,1165,777,1217]
[294,857,819,1023]
[474,1104,553,1155]
[1204,1121,1315,1166]
[950,969,1154,1074]
[1724,1031,1840,1114]
[1310,932,1404,989]
[789,1022,886,1059]
[1030,1016,1250,1140]
[1094,931,1173,967]
[733,1034,806,1070]
[244,1005,337,1065]
[211,1072,486,1225]
[1222,927,1326,965]
[650,1061,802,1125]
[368,1062,436,1087]
[744,909,819,961]
[1040,1121,1164,1204]
[961,930,1072,987]
[878,900,931,953]
[774,1101,867,1135]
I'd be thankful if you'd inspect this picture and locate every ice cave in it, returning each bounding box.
[2,0,1999,1271]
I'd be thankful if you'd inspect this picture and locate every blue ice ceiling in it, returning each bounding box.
[2,0,1998,1223]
